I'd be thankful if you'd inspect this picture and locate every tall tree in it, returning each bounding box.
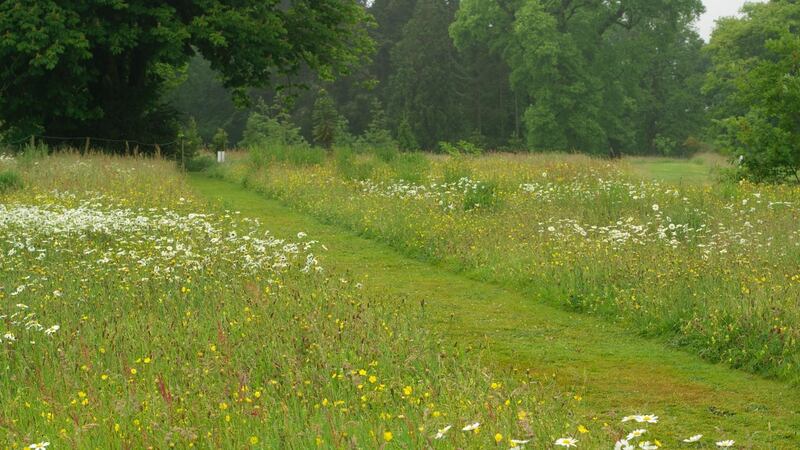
[705,0,800,182]
[451,0,706,155]
[0,1,373,144]
[388,0,467,149]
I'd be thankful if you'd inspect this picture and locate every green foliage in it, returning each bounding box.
[451,0,707,155]
[439,140,483,156]
[241,108,307,149]
[335,147,375,181]
[395,115,418,151]
[462,180,499,211]
[705,2,800,183]
[0,1,373,142]
[184,154,216,172]
[441,156,473,184]
[242,107,324,169]
[312,89,342,150]
[211,128,229,153]
[179,118,203,163]
[0,169,22,193]
[389,152,429,183]
[17,141,49,167]
[360,99,397,155]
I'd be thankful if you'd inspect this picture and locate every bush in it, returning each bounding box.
[211,128,228,153]
[178,117,203,163]
[0,169,22,193]
[185,154,216,172]
[439,140,483,156]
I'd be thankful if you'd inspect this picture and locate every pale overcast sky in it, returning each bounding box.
[697,0,767,41]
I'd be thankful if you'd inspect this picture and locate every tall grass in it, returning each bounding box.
[217,152,800,384]
[1,154,615,448]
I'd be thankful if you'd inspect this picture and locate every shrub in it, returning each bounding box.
[185,154,216,172]
[178,117,203,164]
[0,169,22,193]
[211,128,228,153]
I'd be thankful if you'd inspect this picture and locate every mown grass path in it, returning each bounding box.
[189,174,799,448]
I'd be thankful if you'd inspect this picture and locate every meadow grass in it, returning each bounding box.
[0,153,614,449]
[216,151,800,386]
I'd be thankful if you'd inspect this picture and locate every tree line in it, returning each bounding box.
[1,0,799,181]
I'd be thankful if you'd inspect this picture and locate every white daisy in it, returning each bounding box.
[554,437,578,447]
[683,435,703,443]
[461,422,480,432]
[434,425,452,439]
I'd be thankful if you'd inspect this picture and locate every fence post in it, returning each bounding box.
[125,140,130,156]
[179,133,185,171]
[29,136,35,148]
[155,144,161,159]
[84,137,91,154]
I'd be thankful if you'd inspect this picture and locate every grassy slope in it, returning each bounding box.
[190,174,799,448]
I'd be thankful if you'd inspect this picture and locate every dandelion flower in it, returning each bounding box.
[383,431,393,442]
[554,437,578,447]
[683,435,703,443]
[494,433,503,443]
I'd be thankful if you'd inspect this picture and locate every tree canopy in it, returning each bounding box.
[450,0,707,155]
[705,0,800,182]
[0,0,373,143]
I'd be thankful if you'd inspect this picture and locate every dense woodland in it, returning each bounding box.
[1,0,799,180]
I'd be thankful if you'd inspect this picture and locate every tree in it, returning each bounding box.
[361,99,396,150]
[0,1,373,145]
[705,1,800,182]
[181,117,203,161]
[388,0,467,149]
[312,89,342,149]
[396,115,418,151]
[212,128,229,153]
[450,0,706,155]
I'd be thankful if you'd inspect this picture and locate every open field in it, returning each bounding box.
[2,151,799,448]
[215,150,800,387]
[0,154,611,449]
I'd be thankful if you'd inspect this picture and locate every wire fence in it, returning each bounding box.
[5,134,181,157]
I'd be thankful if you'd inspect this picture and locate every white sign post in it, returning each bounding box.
[217,151,226,163]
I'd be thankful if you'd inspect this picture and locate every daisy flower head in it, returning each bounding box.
[683,435,703,443]
[434,425,452,439]
[462,422,480,432]
[555,437,578,447]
